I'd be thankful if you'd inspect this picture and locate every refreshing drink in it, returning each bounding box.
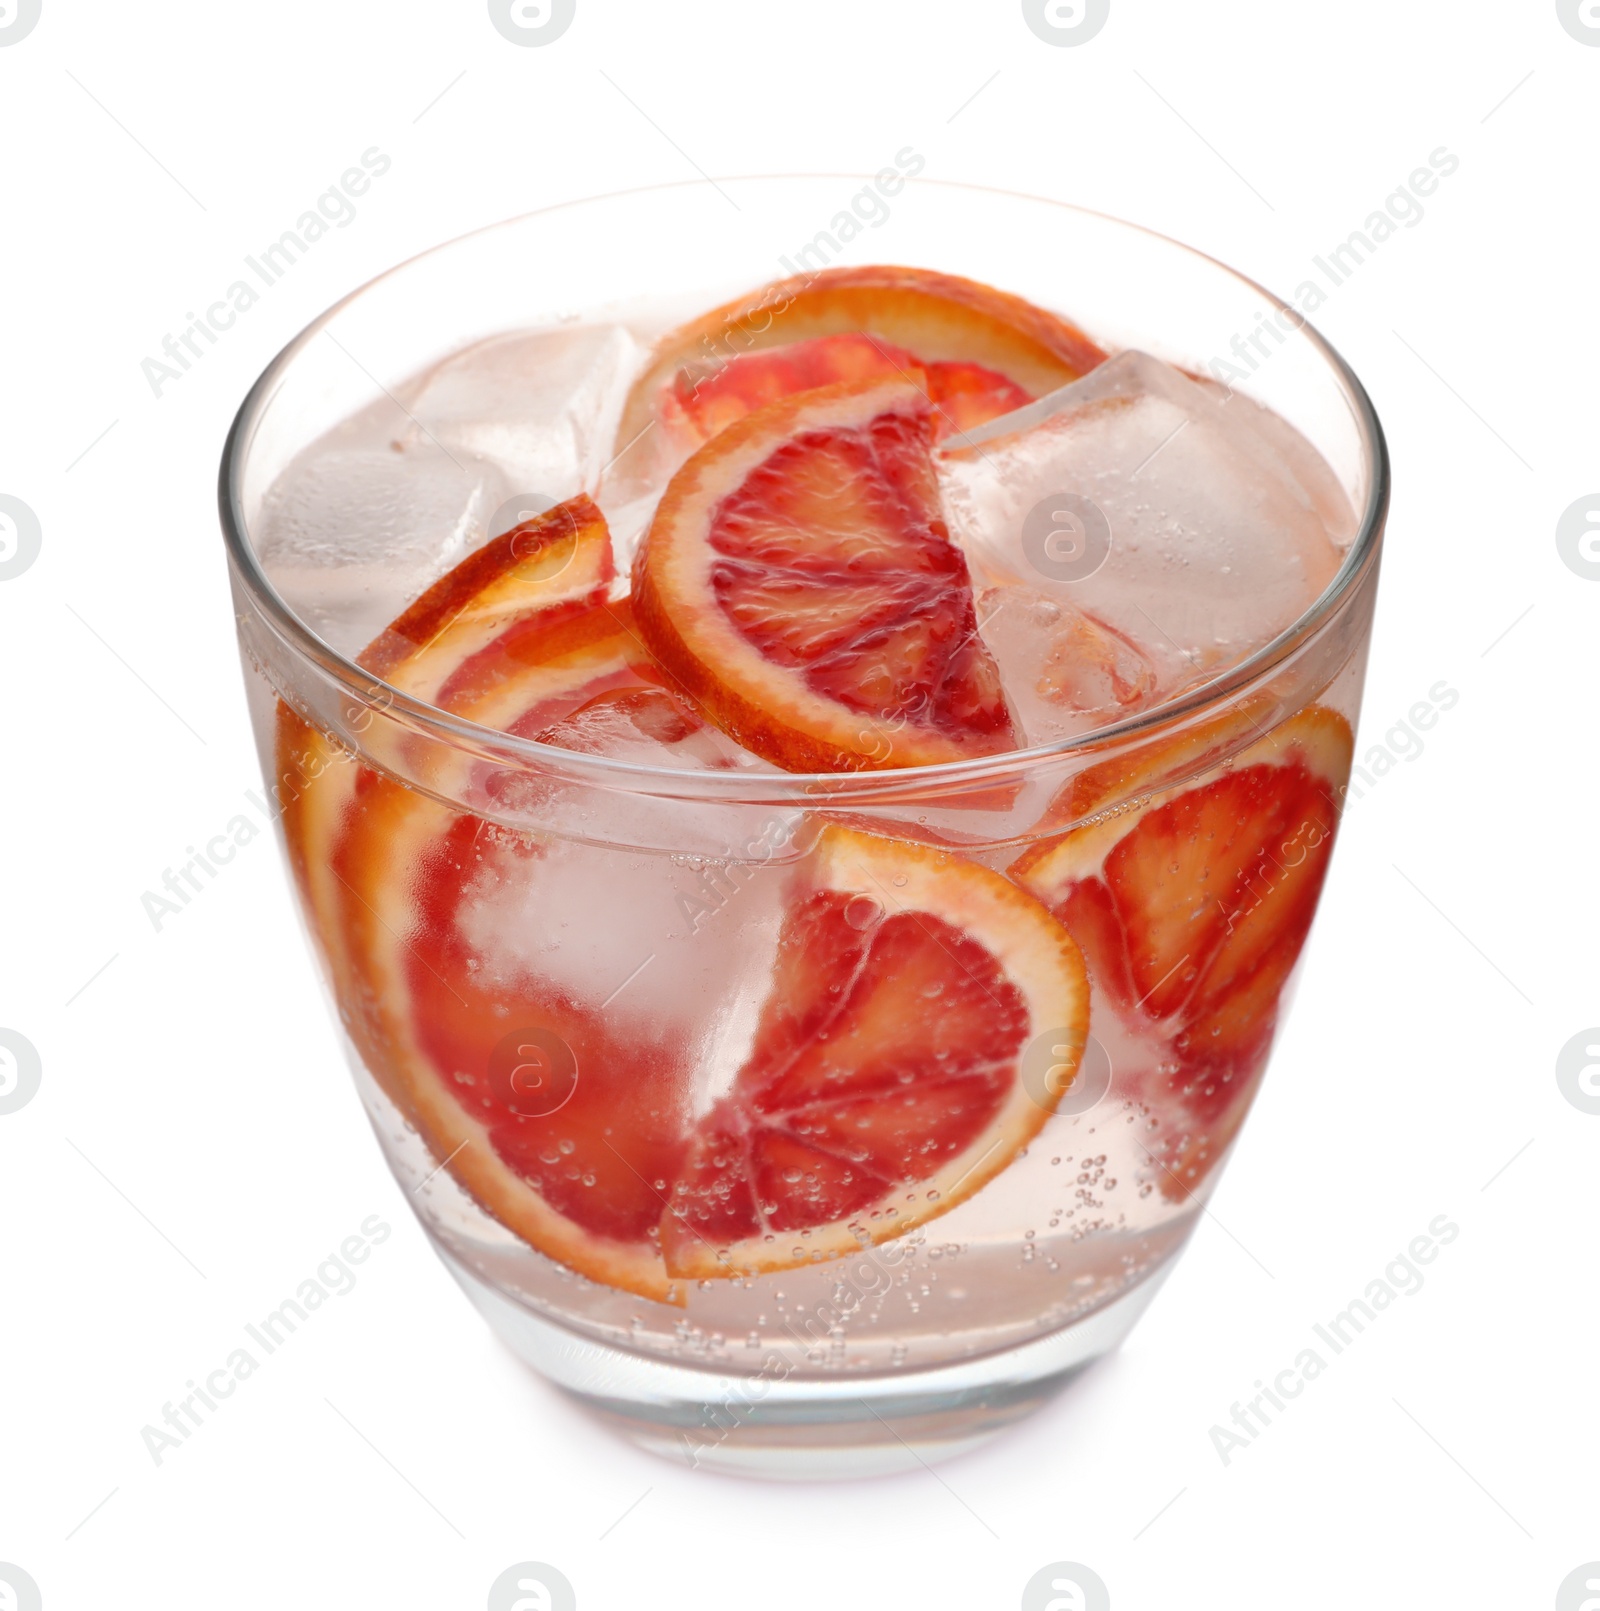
[222,183,1385,1475]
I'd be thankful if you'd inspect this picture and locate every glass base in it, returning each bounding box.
[433,1240,1170,1479]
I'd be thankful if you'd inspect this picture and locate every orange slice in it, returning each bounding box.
[277,500,699,1302]
[280,497,1088,1302]
[619,263,1105,451]
[633,377,1020,771]
[337,660,698,1304]
[273,496,618,1021]
[667,331,923,440]
[661,824,1089,1278]
[1011,705,1353,1197]
[1022,692,1282,842]
[274,496,616,986]
[663,330,1034,446]
[361,495,614,695]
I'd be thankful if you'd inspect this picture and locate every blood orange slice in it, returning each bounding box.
[619,263,1105,452]
[338,683,696,1303]
[274,496,618,1008]
[274,497,617,993]
[1011,705,1354,1197]
[277,499,703,1302]
[633,377,1020,771]
[667,331,921,440]
[923,357,1039,438]
[280,496,1086,1303]
[361,494,615,695]
[664,330,1034,447]
[661,824,1089,1278]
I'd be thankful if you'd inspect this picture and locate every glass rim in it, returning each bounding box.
[219,173,1389,805]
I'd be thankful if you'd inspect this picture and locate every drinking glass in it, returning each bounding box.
[219,178,1386,1477]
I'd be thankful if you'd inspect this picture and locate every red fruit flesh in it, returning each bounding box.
[662,891,1026,1267]
[671,331,1037,443]
[635,379,1019,771]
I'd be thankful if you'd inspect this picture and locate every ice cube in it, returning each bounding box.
[402,324,647,507]
[257,401,509,656]
[452,821,794,1116]
[940,352,1349,711]
[516,686,769,776]
[1202,381,1360,551]
[593,410,689,574]
[975,584,1158,744]
[468,680,790,863]
[589,486,663,573]
[455,688,801,1090]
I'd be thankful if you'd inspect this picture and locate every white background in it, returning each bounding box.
[1,2,1595,1607]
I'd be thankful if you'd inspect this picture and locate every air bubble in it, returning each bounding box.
[844,893,882,931]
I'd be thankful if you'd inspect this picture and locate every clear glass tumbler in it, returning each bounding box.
[219,178,1386,1478]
